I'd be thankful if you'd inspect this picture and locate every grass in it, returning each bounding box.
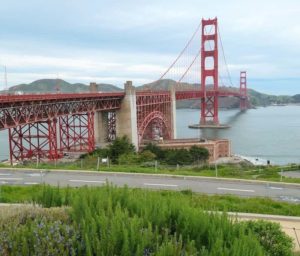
[4,159,300,184]
[1,185,300,217]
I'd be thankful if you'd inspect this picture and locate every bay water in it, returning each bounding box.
[1,106,300,165]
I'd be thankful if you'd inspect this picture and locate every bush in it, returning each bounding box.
[142,143,165,160]
[118,153,140,165]
[189,145,209,163]
[1,185,296,255]
[142,143,209,165]
[108,136,136,163]
[165,148,192,165]
[138,150,156,162]
[243,220,294,256]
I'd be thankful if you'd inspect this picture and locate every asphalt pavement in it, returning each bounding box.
[0,168,300,203]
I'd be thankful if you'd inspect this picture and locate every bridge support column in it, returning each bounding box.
[94,111,116,147]
[170,87,177,139]
[59,113,95,153]
[116,81,138,150]
[9,119,59,164]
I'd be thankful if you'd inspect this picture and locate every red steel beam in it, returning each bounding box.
[136,91,172,144]
[0,93,124,130]
[9,119,60,163]
[175,90,243,100]
[59,113,95,153]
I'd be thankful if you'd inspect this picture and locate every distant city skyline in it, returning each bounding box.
[0,0,300,95]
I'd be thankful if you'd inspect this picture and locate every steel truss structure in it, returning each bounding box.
[0,92,124,130]
[106,111,117,142]
[136,91,172,144]
[1,93,124,163]
[9,119,59,163]
[59,113,95,153]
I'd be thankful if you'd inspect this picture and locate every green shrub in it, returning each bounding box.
[243,220,294,256]
[108,136,135,163]
[138,150,156,162]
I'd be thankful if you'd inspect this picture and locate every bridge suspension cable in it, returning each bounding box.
[159,21,202,81]
[218,24,234,87]
[177,50,200,83]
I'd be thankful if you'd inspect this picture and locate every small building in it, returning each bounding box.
[145,138,231,163]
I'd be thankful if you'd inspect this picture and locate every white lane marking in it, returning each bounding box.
[24,182,39,185]
[27,173,43,177]
[0,173,12,176]
[0,181,8,184]
[144,183,178,187]
[217,187,255,193]
[0,177,23,181]
[268,186,283,190]
[69,179,105,184]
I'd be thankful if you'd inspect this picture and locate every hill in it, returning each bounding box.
[140,79,299,108]
[6,79,122,93]
[3,78,299,108]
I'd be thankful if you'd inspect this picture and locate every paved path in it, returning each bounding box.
[284,171,300,178]
[0,168,300,203]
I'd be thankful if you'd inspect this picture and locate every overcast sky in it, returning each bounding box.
[0,0,299,95]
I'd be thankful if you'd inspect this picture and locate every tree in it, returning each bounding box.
[189,146,209,163]
[108,136,135,163]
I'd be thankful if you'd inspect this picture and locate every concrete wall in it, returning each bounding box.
[116,81,138,149]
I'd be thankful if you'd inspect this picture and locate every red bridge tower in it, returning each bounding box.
[240,71,248,110]
[200,18,219,125]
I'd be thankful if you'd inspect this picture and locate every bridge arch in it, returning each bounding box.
[138,111,171,143]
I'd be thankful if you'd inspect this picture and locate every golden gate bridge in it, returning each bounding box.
[0,18,249,164]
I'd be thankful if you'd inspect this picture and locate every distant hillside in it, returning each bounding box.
[3,78,299,108]
[140,79,300,108]
[6,79,122,93]
[140,80,242,108]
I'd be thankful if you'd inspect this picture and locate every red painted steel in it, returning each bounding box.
[1,92,123,162]
[201,18,219,125]
[0,92,124,130]
[59,113,95,153]
[175,89,242,100]
[240,71,248,110]
[9,119,60,164]
[106,111,117,142]
[136,91,172,144]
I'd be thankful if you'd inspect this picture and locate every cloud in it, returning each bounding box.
[0,0,300,94]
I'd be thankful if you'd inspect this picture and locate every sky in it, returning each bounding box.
[0,0,300,95]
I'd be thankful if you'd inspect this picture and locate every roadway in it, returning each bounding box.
[0,168,300,203]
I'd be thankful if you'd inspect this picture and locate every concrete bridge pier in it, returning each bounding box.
[90,82,109,148]
[116,81,138,150]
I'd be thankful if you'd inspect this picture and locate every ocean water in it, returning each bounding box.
[176,106,300,165]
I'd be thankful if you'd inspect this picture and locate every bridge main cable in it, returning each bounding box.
[159,21,202,80]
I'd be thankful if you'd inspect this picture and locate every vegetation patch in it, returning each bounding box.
[0,185,298,255]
